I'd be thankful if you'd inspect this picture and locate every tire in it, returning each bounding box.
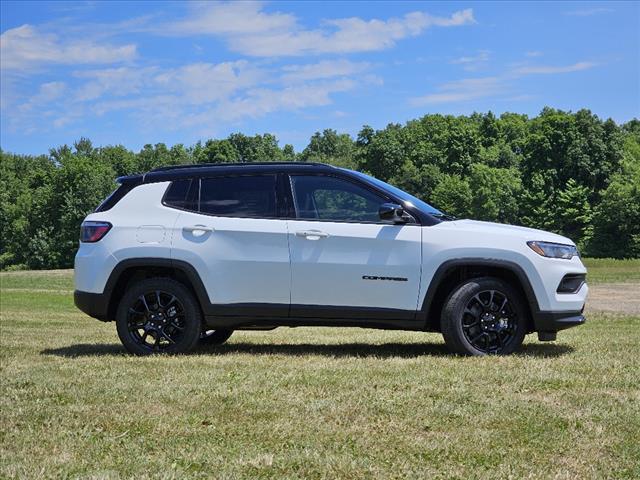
[200,329,233,346]
[116,277,202,355]
[441,277,527,356]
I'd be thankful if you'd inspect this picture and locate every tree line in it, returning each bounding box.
[1,107,639,270]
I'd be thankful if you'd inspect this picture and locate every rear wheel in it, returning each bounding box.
[116,278,202,355]
[441,277,527,356]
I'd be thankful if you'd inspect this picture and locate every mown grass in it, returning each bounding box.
[581,258,640,283]
[1,271,639,479]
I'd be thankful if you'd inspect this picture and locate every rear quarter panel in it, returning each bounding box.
[74,182,179,293]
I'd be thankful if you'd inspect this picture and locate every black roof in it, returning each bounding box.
[150,161,329,172]
[149,162,337,182]
[117,162,339,185]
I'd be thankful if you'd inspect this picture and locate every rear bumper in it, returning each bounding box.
[74,290,110,321]
[533,310,585,333]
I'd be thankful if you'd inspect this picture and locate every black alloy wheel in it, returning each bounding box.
[461,290,518,354]
[116,278,202,355]
[441,277,527,356]
[126,290,186,351]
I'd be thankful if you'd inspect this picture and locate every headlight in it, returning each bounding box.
[527,241,578,259]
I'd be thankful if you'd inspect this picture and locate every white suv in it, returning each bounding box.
[74,162,587,355]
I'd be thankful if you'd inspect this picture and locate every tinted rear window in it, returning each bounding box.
[163,179,193,210]
[95,183,135,212]
[199,175,277,218]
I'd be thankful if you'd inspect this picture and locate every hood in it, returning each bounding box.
[442,219,575,245]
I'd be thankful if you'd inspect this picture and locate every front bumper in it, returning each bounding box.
[533,309,585,333]
[74,290,110,321]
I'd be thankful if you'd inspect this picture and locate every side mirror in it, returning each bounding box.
[379,203,409,224]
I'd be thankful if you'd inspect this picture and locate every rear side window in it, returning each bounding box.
[163,179,193,210]
[199,175,277,218]
[95,183,135,212]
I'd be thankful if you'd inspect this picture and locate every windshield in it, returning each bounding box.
[347,170,446,217]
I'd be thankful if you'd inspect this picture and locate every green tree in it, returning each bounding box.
[193,139,239,163]
[556,179,593,249]
[228,133,286,162]
[50,153,116,267]
[0,151,56,269]
[388,162,442,201]
[430,174,472,218]
[519,171,557,231]
[587,137,640,258]
[523,108,623,200]
[168,144,191,165]
[300,129,355,167]
[468,164,522,223]
[96,145,137,176]
[136,143,173,171]
[355,123,405,181]
[282,144,296,161]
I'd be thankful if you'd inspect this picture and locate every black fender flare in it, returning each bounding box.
[102,257,212,318]
[417,258,541,328]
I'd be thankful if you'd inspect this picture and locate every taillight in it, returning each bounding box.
[80,221,112,242]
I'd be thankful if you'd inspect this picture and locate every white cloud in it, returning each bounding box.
[281,60,370,82]
[525,50,543,57]
[87,77,358,136]
[71,61,264,106]
[212,79,357,123]
[17,81,67,112]
[451,50,490,71]
[565,7,613,17]
[7,56,366,135]
[411,60,599,105]
[167,1,296,36]
[154,61,265,103]
[32,81,66,103]
[162,2,475,56]
[1,2,475,135]
[0,24,137,70]
[411,76,504,105]
[5,80,75,133]
[74,67,155,101]
[513,61,597,75]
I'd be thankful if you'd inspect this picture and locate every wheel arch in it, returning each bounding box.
[104,258,210,321]
[418,258,540,333]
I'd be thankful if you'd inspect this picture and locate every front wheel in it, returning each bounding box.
[116,278,202,355]
[441,277,527,356]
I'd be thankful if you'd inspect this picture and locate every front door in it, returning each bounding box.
[286,174,422,319]
[171,174,290,316]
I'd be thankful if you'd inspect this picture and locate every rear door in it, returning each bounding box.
[170,174,290,316]
[286,174,422,319]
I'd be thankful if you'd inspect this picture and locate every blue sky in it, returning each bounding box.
[1,1,638,154]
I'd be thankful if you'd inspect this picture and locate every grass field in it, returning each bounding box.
[581,258,640,283]
[1,263,639,479]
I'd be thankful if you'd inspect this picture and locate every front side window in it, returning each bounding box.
[199,175,277,218]
[291,175,387,222]
[347,169,444,217]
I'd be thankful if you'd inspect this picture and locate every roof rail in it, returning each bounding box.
[150,161,330,173]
